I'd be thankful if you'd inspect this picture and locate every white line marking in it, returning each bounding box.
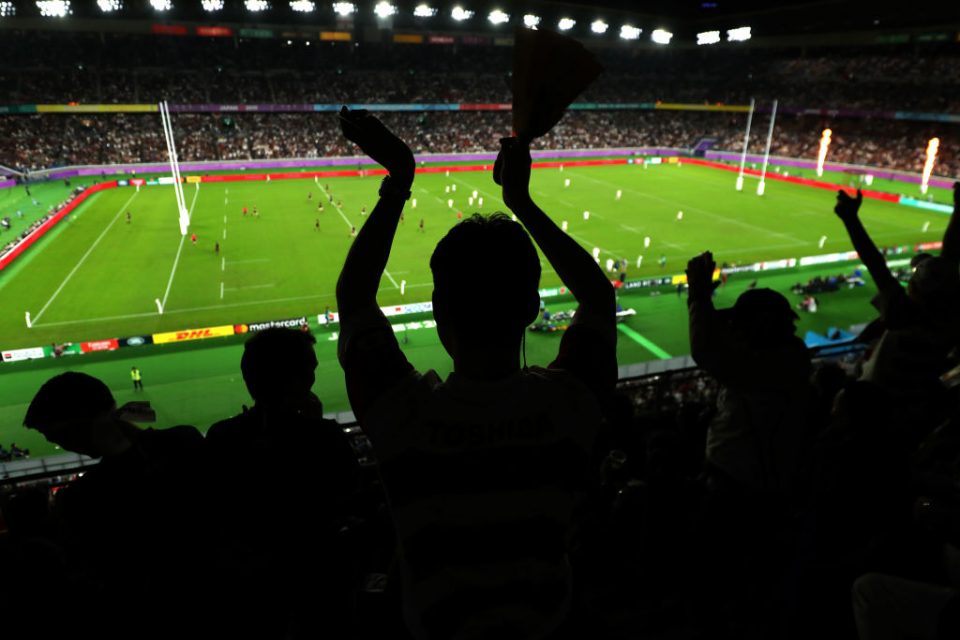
[31,285,437,329]
[220,281,224,299]
[320,183,354,229]
[223,228,227,239]
[31,191,139,324]
[223,215,227,224]
[159,186,201,311]
[221,256,225,271]
[384,270,399,288]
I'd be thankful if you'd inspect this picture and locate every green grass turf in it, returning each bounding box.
[0,161,951,458]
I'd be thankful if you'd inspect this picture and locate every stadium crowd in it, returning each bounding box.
[2,103,959,640]
[3,110,959,178]
[1,33,959,177]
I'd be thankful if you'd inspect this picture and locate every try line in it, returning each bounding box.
[31,190,140,325]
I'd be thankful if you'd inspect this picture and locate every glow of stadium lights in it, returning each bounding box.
[0,1,14,16]
[413,3,436,17]
[522,13,540,28]
[557,17,575,31]
[97,0,122,12]
[332,2,355,16]
[148,0,171,10]
[619,24,641,40]
[290,0,315,12]
[244,0,269,11]
[651,28,673,45]
[373,1,396,18]
[488,9,509,25]
[201,0,223,10]
[591,19,608,34]
[451,6,473,21]
[36,0,72,17]
[727,26,751,42]
[697,30,721,45]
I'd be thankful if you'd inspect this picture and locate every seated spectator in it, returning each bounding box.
[206,327,361,639]
[22,372,209,640]
[336,109,616,639]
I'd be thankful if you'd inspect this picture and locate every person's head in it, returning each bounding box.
[728,288,799,347]
[907,255,960,311]
[23,372,117,457]
[429,213,541,357]
[240,327,318,406]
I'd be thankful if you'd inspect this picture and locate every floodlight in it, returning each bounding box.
[332,2,355,15]
[37,0,72,16]
[727,26,751,41]
[651,28,672,44]
[522,13,539,28]
[413,3,436,17]
[620,24,641,40]
[245,0,269,11]
[451,6,473,21]
[0,1,13,16]
[201,0,223,10]
[374,1,395,18]
[697,30,720,45]
[290,0,314,11]
[97,0,122,12]
[488,9,508,25]
[557,17,575,31]
[148,0,171,10]
[591,19,608,34]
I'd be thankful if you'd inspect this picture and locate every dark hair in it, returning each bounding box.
[429,213,541,337]
[24,372,115,429]
[730,288,798,346]
[240,328,318,403]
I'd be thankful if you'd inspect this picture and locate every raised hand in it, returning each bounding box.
[834,189,863,222]
[494,137,532,211]
[338,106,414,180]
[686,251,717,297]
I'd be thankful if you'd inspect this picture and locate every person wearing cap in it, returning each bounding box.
[833,184,960,420]
[686,251,812,497]
[23,372,209,639]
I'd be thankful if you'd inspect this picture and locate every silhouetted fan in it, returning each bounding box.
[510,27,604,143]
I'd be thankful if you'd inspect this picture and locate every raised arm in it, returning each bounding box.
[834,189,899,294]
[495,137,616,346]
[335,108,416,422]
[941,181,960,262]
[686,251,725,371]
[335,107,415,315]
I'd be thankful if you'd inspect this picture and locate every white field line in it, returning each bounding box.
[30,285,433,328]
[228,258,271,265]
[220,281,224,300]
[159,186,201,311]
[31,190,139,324]
[325,182,399,289]
[223,228,227,239]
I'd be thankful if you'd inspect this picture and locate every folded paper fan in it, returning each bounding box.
[511,27,604,143]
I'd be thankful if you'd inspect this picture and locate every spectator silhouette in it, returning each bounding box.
[22,371,209,640]
[833,184,960,438]
[206,327,361,639]
[336,108,616,639]
[686,253,813,497]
